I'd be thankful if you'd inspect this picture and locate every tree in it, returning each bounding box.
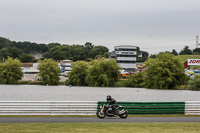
[171,49,178,56]
[0,57,23,84]
[127,72,145,87]
[149,54,157,58]
[193,48,200,55]
[42,52,51,59]
[84,42,93,49]
[67,61,89,86]
[37,58,61,85]
[86,58,121,87]
[94,54,103,60]
[192,52,200,55]
[39,44,49,53]
[0,48,11,61]
[0,47,21,61]
[142,51,149,58]
[7,47,21,59]
[89,46,109,59]
[69,45,87,61]
[139,51,149,62]
[0,37,12,49]
[136,47,149,62]
[20,53,35,63]
[145,52,189,89]
[136,47,141,58]
[179,46,192,55]
[103,52,111,58]
[47,43,61,49]
[49,46,66,61]
[84,42,94,58]
[187,75,200,90]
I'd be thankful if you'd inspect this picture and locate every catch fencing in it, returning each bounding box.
[0,101,199,115]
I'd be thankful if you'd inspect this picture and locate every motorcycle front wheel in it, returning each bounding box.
[96,110,106,119]
[119,110,128,119]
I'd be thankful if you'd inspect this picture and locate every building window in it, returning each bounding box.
[117,55,136,57]
[115,48,136,51]
[117,60,136,63]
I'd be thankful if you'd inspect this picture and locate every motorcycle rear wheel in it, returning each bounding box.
[119,110,128,119]
[96,110,105,119]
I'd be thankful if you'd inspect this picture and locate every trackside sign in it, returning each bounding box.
[187,59,200,66]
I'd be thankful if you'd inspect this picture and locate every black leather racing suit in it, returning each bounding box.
[107,98,119,114]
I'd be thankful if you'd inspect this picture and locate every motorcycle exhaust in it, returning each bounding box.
[119,109,125,114]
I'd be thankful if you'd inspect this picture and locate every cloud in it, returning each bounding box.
[0,0,199,54]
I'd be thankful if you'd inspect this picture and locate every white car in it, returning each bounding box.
[119,69,128,74]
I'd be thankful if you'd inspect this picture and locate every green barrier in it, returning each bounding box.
[97,101,185,115]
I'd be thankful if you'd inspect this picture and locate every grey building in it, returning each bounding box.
[60,60,72,71]
[111,45,137,73]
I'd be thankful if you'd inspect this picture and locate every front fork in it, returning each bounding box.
[100,104,105,114]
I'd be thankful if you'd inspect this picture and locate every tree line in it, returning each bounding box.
[1,36,200,63]
[0,53,199,90]
[150,46,200,58]
[0,37,149,62]
[0,37,110,62]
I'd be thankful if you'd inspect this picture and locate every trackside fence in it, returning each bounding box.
[0,101,97,115]
[185,101,200,115]
[98,101,185,115]
[0,101,199,115]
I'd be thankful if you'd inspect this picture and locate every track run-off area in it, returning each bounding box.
[0,85,200,101]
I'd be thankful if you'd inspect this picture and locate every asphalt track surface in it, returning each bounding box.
[0,117,200,123]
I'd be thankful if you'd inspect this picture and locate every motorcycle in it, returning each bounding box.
[96,104,128,119]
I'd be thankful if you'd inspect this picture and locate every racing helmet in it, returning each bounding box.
[106,95,112,101]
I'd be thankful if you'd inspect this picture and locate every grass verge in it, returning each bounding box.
[114,79,128,87]
[177,55,200,63]
[6,81,66,85]
[0,123,199,133]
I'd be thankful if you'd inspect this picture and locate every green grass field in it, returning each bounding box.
[177,55,200,63]
[0,123,199,133]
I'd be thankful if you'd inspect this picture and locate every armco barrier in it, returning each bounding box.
[0,101,97,115]
[98,101,185,115]
[0,101,199,115]
[185,101,200,115]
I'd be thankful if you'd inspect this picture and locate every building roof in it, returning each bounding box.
[61,60,72,62]
[22,63,33,67]
[115,45,137,48]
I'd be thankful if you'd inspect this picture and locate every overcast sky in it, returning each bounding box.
[0,0,200,54]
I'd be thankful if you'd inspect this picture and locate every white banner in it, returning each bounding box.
[187,59,200,66]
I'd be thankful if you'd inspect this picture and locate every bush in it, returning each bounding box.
[114,80,129,87]
[177,85,187,90]
[187,75,200,90]
[126,72,145,88]
[20,53,35,63]
[86,58,121,87]
[16,81,42,85]
[114,72,146,88]
[0,57,23,84]
[37,58,61,85]
[145,52,189,89]
[67,61,89,86]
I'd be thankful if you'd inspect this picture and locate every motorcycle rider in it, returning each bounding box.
[106,95,119,115]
